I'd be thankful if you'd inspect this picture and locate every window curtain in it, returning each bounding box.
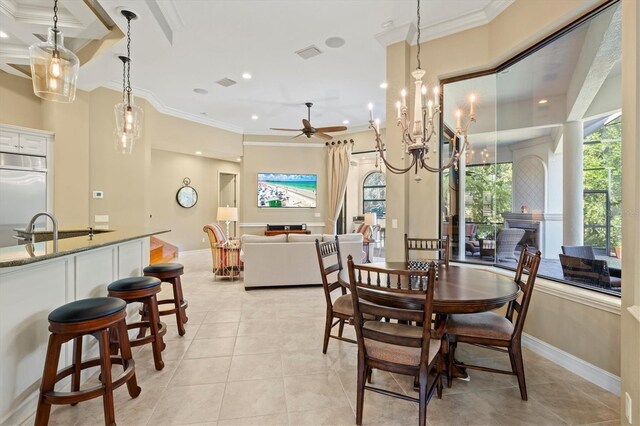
[326,140,353,234]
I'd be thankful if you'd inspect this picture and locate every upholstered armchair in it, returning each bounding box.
[203,224,243,279]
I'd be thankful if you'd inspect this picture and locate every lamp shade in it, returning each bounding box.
[364,212,377,226]
[217,206,238,222]
[29,28,79,103]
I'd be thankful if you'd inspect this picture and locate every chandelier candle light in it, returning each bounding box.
[28,0,79,102]
[368,0,476,176]
[114,10,143,154]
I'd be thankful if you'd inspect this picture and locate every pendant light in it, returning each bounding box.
[114,10,143,154]
[28,0,80,103]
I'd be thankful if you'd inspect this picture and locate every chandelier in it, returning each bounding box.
[368,0,476,176]
[114,10,143,155]
[28,0,79,103]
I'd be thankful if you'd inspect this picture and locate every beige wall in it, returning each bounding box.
[620,0,639,421]
[240,136,326,235]
[0,71,42,129]
[149,149,240,251]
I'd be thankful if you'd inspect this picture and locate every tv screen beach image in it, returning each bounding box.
[258,173,317,208]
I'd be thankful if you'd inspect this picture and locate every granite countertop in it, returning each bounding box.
[0,228,170,268]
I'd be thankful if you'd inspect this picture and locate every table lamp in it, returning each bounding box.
[217,206,238,240]
[364,212,377,227]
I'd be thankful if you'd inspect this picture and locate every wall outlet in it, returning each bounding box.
[92,190,104,199]
[625,392,632,424]
[94,215,109,223]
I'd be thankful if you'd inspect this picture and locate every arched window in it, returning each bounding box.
[363,171,386,218]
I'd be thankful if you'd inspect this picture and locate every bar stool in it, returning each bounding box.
[142,263,188,335]
[108,276,167,370]
[35,297,141,426]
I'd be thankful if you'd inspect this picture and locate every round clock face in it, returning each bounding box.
[176,186,198,208]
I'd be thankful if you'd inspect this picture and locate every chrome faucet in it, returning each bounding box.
[25,212,58,252]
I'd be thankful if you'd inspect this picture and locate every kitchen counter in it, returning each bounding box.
[0,227,169,424]
[0,228,170,267]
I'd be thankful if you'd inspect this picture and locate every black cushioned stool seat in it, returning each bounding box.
[35,298,140,426]
[108,276,167,371]
[141,262,188,336]
[48,297,125,323]
[108,276,161,292]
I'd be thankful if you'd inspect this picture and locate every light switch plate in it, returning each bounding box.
[392,219,398,229]
[314,212,321,217]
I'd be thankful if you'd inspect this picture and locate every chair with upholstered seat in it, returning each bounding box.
[315,238,358,353]
[203,223,243,279]
[445,246,541,400]
[347,257,443,426]
[405,234,450,266]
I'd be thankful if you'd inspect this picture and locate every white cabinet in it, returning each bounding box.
[0,128,48,156]
[0,131,20,153]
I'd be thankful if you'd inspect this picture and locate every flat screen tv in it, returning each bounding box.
[257,173,317,208]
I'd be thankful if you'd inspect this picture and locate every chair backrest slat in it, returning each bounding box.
[507,246,542,337]
[347,256,438,366]
[404,234,450,265]
[315,238,344,307]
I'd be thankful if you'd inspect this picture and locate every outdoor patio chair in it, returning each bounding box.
[561,245,596,259]
[558,254,621,289]
[480,228,525,261]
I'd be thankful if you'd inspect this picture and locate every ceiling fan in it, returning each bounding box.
[270,102,347,140]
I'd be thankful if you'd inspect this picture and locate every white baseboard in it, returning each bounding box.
[522,333,621,395]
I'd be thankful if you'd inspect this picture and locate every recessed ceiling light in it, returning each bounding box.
[242,72,252,80]
[195,151,202,155]
[325,37,345,48]
[0,31,8,38]
[251,115,259,120]
[379,82,388,89]
[343,120,349,125]
[201,112,208,115]
[193,88,208,94]
[381,19,394,28]
[538,99,548,104]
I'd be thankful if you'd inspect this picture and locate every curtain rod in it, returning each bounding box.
[325,139,354,146]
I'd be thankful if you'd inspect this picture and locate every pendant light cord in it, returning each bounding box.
[416,0,421,70]
[125,16,132,106]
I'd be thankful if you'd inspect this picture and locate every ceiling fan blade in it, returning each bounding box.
[291,133,305,139]
[302,119,312,130]
[270,128,303,132]
[314,132,333,141]
[314,126,348,133]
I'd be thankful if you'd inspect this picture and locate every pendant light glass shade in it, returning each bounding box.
[114,129,135,155]
[114,98,143,139]
[28,28,79,103]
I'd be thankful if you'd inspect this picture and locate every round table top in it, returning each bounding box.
[338,262,520,314]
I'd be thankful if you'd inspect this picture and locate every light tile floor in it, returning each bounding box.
[29,251,620,426]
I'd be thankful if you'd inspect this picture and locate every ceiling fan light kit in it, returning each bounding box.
[368,0,477,177]
[114,9,143,155]
[270,102,347,141]
[28,0,80,103]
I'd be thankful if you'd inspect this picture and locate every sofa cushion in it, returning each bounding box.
[241,234,287,244]
[323,233,363,243]
[287,233,323,242]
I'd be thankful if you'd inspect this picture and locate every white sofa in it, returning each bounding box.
[240,233,364,288]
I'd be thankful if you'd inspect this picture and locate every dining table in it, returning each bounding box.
[337,261,521,380]
[337,261,520,315]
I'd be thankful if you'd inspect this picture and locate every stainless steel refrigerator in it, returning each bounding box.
[0,153,47,247]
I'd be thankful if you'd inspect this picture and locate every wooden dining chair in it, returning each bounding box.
[347,256,443,426]
[445,246,541,400]
[405,234,450,266]
[314,238,357,353]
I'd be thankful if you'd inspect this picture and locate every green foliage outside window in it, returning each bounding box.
[464,163,513,238]
[583,116,622,251]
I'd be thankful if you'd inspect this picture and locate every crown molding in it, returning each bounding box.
[243,141,325,148]
[375,0,515,47]
[104,81,244,134]
[0,0,83,28]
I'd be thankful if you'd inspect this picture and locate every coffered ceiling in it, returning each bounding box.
[0,0,514,134]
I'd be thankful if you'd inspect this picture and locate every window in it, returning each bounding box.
[363,171,386,218]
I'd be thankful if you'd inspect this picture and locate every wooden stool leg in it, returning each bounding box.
[35,334,64,426]
[70,336,83,405]
[172,280,186,336]
[147,296,165,370]
[137,302,149,339]
[116,318,142,399]
[174,276,189,324]
[96,329,116,426]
